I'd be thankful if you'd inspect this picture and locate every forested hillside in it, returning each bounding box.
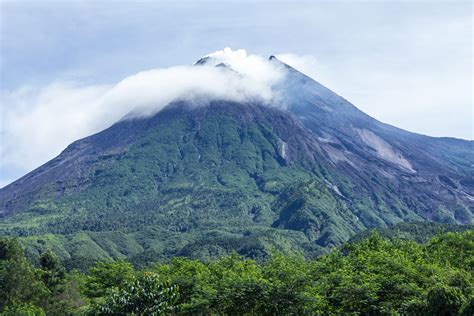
[350,221,474,243]
[1,230,473,315]
[1,57,472,266]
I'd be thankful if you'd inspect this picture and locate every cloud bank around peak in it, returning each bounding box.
[0,48,286,187]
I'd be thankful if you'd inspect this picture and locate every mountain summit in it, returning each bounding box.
[1,52,472,267]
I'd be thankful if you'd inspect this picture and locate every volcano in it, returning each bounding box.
[1,54,472,267]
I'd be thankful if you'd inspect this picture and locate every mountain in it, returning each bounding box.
[0,56,472,268]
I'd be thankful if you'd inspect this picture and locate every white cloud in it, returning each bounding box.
[1,83,110,174]
[0,48,285,186]
[205,48,281,85]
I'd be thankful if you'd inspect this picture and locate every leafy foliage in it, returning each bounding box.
[0,238,83,315]
[350,221,474,243]
[0,239,47,312]
[1,230,473,315]
[92,273,178,315]
[84,260,135,299]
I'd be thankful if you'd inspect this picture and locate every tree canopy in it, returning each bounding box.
[0,230,472,315]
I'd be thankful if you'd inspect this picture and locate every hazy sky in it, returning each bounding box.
[0,0,472,187]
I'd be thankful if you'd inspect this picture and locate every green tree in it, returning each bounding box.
[39,250,67,291]
[0,302,45,316]
[262,253,309,314]
[208,252,269,314]
[305,233,431,314]
[93,272,179,315]
[0,238,46,312]
[426,285,466,316]
[427,231,474,269]
[38,250,80,315]
[83,260,135,299]
[461,293,474,316]
[153,257,215,313]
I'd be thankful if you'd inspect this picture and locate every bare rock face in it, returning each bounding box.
[355,128,415,173]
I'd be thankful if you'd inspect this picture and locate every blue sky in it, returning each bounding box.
[0,0,472,187]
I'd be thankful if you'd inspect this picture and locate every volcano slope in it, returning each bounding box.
[0,57,472,268]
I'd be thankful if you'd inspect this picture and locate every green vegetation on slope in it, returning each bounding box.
[1,230,473,315]
[0,110,353,267]
[1,103,471,268]
[350,221,474,243]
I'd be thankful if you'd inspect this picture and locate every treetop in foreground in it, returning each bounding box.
[1,230,473,315]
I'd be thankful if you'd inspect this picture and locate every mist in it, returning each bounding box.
[0,48,286,187]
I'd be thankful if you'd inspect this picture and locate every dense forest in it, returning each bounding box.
[1,230,473,315]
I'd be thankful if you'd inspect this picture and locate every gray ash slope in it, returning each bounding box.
[0,56,472,265]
